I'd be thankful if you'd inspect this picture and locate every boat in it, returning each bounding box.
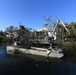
[6,19,67,58]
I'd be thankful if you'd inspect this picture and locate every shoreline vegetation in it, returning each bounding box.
[62,42,76,61]
[0,37,13,46]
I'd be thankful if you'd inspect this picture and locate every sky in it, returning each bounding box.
[0,0,76,31]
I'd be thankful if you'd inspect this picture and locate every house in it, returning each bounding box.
[36,27,56,40]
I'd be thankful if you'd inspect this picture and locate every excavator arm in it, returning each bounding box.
[52,19,68,37]
[49,19,68,42]
[58,19,68,32]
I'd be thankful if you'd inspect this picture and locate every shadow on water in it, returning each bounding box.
[0,46,76,75]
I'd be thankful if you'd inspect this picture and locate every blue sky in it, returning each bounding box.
[0,0,76,31]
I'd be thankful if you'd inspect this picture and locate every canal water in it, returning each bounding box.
[0,46,76,75]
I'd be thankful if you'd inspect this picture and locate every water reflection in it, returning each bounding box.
[0,46,76,75]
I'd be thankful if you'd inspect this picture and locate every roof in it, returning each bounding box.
[37,27,54,32]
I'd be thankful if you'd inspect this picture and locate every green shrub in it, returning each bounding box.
[0,37,13,45]
[62,42,76,58]
[0,37,3,45]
